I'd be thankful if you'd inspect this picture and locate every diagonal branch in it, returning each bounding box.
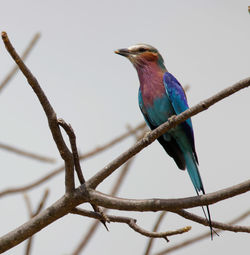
[2,31,75,193]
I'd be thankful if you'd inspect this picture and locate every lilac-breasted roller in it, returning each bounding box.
[115,44,214,237]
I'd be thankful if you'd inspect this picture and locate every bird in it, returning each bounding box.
[115,43,214,238]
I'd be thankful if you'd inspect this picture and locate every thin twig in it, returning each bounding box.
[23,194,33,218]
[23,189,49,255]
[174,209,250,232]
[154,210,250,255]
[71,208,191,240]
[57,119,85,184]
[0,166,62,198]
[2,31,75,194]
[0,33,40,92]
[0,142,55,163]
[144,212,167,255]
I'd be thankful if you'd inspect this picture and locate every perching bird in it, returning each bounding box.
[115,44,214,238]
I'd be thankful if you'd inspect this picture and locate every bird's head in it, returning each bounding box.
[115,44,166,70]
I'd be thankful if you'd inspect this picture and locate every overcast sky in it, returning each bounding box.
[0,1,249,254]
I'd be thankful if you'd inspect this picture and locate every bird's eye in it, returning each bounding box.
[138,47,147,53]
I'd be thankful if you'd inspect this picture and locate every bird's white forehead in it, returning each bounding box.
[128,44,153,51]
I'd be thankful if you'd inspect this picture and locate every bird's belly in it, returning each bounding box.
[146,95,175,141]
[148,96,175,124]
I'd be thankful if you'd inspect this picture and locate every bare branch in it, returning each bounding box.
[0,142,55,163]
[144,212,167,255]
[0,33,40,93]
[71,208,191,240]
[86,76,250,189]
[154,210,250,255]
[2,31,74,194]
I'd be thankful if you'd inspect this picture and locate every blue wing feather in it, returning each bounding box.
[138,88,186,169]
[163,72,198,163]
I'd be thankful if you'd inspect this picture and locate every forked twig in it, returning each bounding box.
[71,208,191,241]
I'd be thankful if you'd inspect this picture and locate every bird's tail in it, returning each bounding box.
[184,152,215,239]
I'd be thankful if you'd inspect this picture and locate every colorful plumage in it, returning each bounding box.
[115,44,214,238]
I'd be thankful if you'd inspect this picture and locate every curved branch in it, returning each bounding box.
[85,179,250,211]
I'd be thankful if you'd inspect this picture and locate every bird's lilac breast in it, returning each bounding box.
[139,71,175,127]
[139,69,166,107]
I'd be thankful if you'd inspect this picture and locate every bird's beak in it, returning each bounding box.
[114,48,130,57]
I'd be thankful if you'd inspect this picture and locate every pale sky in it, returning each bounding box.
[0,1,249,254]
